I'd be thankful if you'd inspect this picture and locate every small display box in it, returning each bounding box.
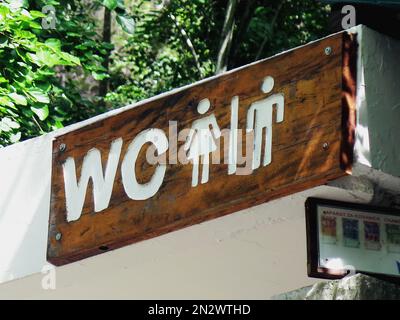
[305,197,400,282]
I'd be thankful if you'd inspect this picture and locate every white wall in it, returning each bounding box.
[354,27,400,177]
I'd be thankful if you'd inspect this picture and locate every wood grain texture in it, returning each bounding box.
[48,32,356,265]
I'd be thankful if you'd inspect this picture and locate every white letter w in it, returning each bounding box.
[62,138,122,222]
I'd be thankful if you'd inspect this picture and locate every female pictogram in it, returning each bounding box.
[184,99,221,187]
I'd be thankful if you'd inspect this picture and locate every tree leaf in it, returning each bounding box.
[116,15,135,34]
[102,0,118,11]
[92,71,109,81]
[34,49,60,67]
[0,96,15,108]
[0,117,20,132]
[45,38,62,51]
[60,52,81,66]
[8,0,28,10]
[8,92,27,106]
[29,10,46,19]
[10,131,21,143]
[31,105,49,121]
[28,88,50,103]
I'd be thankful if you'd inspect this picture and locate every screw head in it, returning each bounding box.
[324,47,332,56]
[59,143,66,152]
[55,232,62,241]
[323,142,329,150]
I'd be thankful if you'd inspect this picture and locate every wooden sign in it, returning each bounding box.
[48,32,357,265]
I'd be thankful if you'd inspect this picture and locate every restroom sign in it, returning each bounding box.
[48,32,357,265]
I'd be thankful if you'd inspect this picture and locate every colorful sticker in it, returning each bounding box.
[386,224,400,253]
[364,221,381,251]
[321,215,337,244]
[343,218,360,248]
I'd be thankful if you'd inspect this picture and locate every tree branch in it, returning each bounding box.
[255,0,285,61]
[169,13,202,77]
[216,0,239,74]
[99,7,111,97]
[229,0,257,69]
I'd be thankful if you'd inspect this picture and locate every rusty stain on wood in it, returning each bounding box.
[47,32,357,266]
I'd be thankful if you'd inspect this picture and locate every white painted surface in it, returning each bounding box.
[0,26,399,298]
[64,138,123,222]
[354,27,400,177]
[246,77,285,170]
[228,95,239,175]
[0,135,52,283]
[185,99,221,186]
[122,128,168,200]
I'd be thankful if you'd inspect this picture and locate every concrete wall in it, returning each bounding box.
[354,27,400,177]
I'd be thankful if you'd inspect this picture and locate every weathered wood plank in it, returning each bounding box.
[48,32,356,265]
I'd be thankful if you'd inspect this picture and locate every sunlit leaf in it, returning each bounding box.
[31,105,49,121]
[116,15,135,34]
[28,88,50,104]
[8,92,27,105]
[102,0,118,11]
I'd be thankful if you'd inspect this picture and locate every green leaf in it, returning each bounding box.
[28,21,42,29]
[10,131,21,143]
[34,49,59,67]
[29,47,80,67]
[116,0,125,9]
[60,52,81,66]
[103,0,118,11]
[92,71,109,81]
[45,38,62,51]
[29,10,46,19]
[116,15,135,34]
[31,105,49,121]
[52,120,64,130]
[37,69,55,77]
[0,117,20,132]
[8,0,28,10]
[28,88,50,104]
[102,42,115,50]
[0,96,15,108]
[8,92,27,105]
[14,30,36,40]
[35,82,52,93]
[0,36,8,48]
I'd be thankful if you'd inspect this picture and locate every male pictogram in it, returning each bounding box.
[246,76,284,170]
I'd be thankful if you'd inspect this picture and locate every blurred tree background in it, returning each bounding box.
[0,0,330,146]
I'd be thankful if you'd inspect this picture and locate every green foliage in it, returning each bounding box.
[1,0,331,147]
[234,0,330,66]
[0,0,81,145]
[105,0,217,107]
[104,0,136,33]
[106,0,330,108]
[0,0,136,146]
